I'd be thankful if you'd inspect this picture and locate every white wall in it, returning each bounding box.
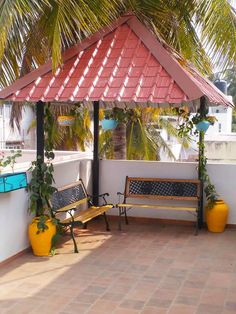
[0,157,92,263]
[1,157,236,263]
[100,160,236,224]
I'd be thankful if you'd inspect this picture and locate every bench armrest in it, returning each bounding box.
[117,192,125,203]
[88,193,110,205]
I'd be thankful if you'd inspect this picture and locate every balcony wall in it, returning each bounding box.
[0,157,92,263]
[100,160,236,223]
[1,156,236,263]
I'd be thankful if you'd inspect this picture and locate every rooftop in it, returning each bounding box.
[1,218,236,314]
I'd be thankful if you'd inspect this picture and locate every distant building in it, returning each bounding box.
[0,104,35,149]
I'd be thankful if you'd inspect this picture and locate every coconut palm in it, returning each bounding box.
[0,0,235,90]
[99,107,187,161]
[28,103,93,151]
[0,1,235,157]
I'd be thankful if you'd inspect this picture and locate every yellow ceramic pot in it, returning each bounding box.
[28,217,56,256]
[206,200,229,233]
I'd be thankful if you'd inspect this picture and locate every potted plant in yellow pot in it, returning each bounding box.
[204,181,229,233]
[27,153,58,256]
[28,105,58,256]
[176,107,228,232]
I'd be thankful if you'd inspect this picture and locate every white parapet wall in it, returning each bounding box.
[0,155,92,263]
[99,160,236,224]
[1,156,236,263]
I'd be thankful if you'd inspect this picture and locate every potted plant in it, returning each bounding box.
[28,104,59,256]
[57,104,82,126]
[192,113,217,132]
[101,114,118,131]
[176,107,228,232]
[203,165,229,233]
[27,151,58,256]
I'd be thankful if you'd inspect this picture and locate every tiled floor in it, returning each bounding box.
[1,218,236,314]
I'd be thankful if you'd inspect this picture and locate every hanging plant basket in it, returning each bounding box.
[57,115,75,126]
[195,120,211,133]
[101,119,118,131]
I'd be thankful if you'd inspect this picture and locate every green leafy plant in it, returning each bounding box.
[192,113,217,126]
[176,107,219,207]
[0,150,22,174]
[28,103,58,233]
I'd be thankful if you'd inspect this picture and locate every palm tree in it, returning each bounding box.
[0,1,235,157]
[99,107,187,161]
[0,0,235,89]
[28,103,93,151]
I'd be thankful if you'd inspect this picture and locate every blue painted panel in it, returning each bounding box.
[0,172,27,193]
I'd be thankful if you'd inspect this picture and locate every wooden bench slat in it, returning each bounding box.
[50,179,112,253]
[125,195,198,201]
[60,205,112,224]
[117,176,201,233]
[117,203,197,211]
[54,198,88,212]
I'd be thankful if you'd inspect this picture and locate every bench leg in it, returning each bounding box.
[195,210,199,236]
[118,207,122,231]
[83,223,87,229]
[124,208,129,225]
[103,212,110,231]
[69,224,79,253]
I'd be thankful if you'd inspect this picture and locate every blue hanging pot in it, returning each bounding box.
[101,119,118,130]
[196,121,211,133]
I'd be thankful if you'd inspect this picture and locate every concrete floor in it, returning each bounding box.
[0,218,236,314]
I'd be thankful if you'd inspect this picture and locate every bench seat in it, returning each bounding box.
[50,179,113,253]
[117,203,197,211]
[117,176,201,233]
[61,205,113,225]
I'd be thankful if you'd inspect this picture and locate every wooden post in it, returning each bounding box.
[93,101,99,205]
[36,101,44,216]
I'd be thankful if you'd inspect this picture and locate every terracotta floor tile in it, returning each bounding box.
[200,287,227,306]
[0,220,236,314]
[141,307,168,314]
[119,299,145,310]
[207,272,232,289]
[196,303,224,314]
[168,304,197,314]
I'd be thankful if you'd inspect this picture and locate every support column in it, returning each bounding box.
[36,101,45,162]
[36,101,44,216]
[92,101,99,205]
[198,96,207,228]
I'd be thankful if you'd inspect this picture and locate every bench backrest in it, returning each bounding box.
[50,179,89,212]
[124,177,200,201]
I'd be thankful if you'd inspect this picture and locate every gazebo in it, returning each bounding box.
[0,12,233,227]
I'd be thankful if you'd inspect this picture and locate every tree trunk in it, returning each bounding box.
[112,123,126,159]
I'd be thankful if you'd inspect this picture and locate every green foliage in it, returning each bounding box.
[176,107,219,206]
[28,156,57,217]
[28,103,57,226]
[99,107,189,161]
[0,1,236,88]
[0,150,22,174]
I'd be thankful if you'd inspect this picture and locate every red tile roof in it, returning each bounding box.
[0,14,233,107]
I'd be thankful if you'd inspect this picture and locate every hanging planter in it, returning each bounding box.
[57,115,75,126]
[195,120,211,133]
[101,119,118,131]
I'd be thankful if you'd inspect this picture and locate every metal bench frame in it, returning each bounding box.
[50,179,113,253]
[117,176,201,234]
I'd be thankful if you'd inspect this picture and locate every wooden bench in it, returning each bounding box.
[50,179,113,253]
[117,176,201,233]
